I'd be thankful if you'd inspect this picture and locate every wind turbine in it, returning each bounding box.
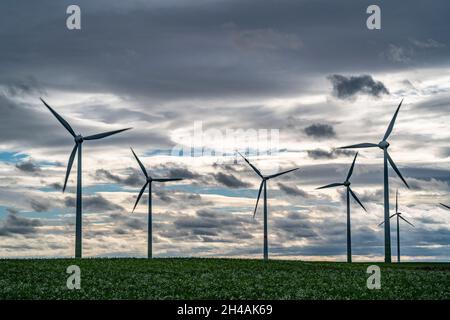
[238,152,299,261]
[130,148,183,259]
[378,190,414,263]
[41,98,131,258]
[340,99,409,263]
[317,152,366,263]
[440,203,450,210]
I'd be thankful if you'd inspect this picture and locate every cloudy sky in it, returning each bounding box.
[1,0,450,261]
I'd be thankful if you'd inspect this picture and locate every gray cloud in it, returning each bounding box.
[172,209,252,242]
[304,123,336,139]
[29,198,51,212]
[0,213,42,237]
[212,172,251,189]
[328,74,389,99]
[65,194,123,212]
[307,148,355,160]
[15,160,41,173]
[277,182,311,198]
[95,168,143,187]
[273,212,318,240]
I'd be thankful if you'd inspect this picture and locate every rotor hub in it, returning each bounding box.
[378,140,389,149]
[344,181,350,187]
[75,135,84,144]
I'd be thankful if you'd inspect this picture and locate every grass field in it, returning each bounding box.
[0,258,449,300]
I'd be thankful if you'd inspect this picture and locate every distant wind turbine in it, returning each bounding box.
[238,152,299,261]
[440,203,450,210]
[41,98,131,258]
[317,152,366,263]
[378,190,414,263]
[130,148,183,259]
[340,99,409,263]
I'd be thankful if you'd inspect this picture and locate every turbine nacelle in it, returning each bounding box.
[236,151,298,218]
[338,100,409,191]
[317,152,366,212]
[75,135,84,144]
[130,147,184,213]
[378,140,390,149]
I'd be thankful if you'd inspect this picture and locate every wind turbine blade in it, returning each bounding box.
[253,181,264,218]
[84,128,132,140]
[153,178,183,182]
[378,213,397,226]
[40,98,76,137]
[130,147,148,178]
[266,168,299,180]
[383,99,403,141]
[346,152,359,181]
[339,143,377,149]
[62,144,78,192]
[132,182,149,213]
[386,152,409,189]
[399,215,415,227]
[237,151,263,178]
[349,188,367,212]
[440,203,450,210]
[316,182,344,190]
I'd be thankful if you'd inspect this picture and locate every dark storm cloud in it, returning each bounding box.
[328,75,389,99]
[108,213,145,234]
[0,0,449,161]
[212,172,251,189]
[15,160,41,173]
[273,219,317,239]
[406,178,448,192]
[152,164,202,181]
[0,93,170,153]
[124,217,145,231]
[304,123,336,139]
[154,189,174,203]
[307,148,355,160]
[1,0,449,105]
[29,198,51,212]
[166,167,200,180]
[48,182,63,190]
[0,213,42,237]
[65,194,123,212]
[277,182,311,198]
[172,209,252,241]
[95,168,142,187]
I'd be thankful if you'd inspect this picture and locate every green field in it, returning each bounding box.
[0,258,449,300]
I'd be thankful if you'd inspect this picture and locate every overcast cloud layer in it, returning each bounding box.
[0,0,450,261]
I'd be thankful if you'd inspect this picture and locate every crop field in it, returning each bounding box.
[0,258,449,300]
